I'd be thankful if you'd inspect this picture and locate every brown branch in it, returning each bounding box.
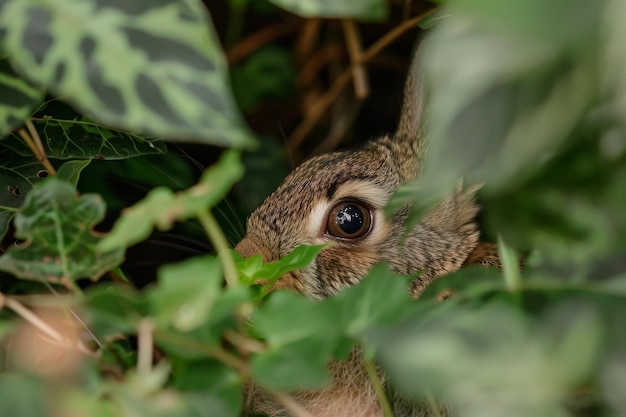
[288,9,435,151]
[341,19,369,99]
[295,19,322,64]
[296,44,342,88]
[287,68,353,150]
[360,9,435,64]
[227,22,301,65]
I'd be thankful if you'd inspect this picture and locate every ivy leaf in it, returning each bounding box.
[0,212,13,242]
[0,147,90,240]
[235,244,325,297]
[0,146,46,183]
[150,257,249,356]
[269,0,387,21]
[149,256,223,332]
[99,150,244,252]
[171,359,242,417]
[0,57,44,135]
[0,101,166,160]
[0,373,45,417]
[330,264,414,341]
[372,303,570,416]
[56,160,91,186]
[395,2,602,232]
[0,166,32,211]
[0,178,124,284]
[84,284,147,337]
[0,0,255,148]
[251,291,342,390]
[0,164,32,241]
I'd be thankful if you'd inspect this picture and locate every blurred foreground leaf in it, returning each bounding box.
[269,0,387,20]
[236,244,325,295]
[99,151,244,252]
[0,373,44,417]
[0,57,43,135]
[251,291,340,389]
[0,0,255,147]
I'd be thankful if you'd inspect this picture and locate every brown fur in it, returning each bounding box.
[235,42,497,416]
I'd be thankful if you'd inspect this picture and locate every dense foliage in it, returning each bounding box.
[0,0,625,416]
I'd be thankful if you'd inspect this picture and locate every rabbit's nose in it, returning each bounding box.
[234,236,275,263]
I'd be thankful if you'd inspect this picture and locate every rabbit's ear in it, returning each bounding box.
[394,43,427,171]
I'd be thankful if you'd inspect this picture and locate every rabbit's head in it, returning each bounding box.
[235,44,484,300]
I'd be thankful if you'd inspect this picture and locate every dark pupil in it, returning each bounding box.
[335,205,364,235]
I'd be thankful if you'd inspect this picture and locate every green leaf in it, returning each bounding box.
[61,391,118,417]
[0,0,255,147]
[149,256,223,332]
[251,291,343,390]
[0,373,45,417]
[77,151,197,212]
[84,284,146,337]
[481,137,626,263]
[99,150,244,252]
[252,338,331,390]
[543,301,604,385]
[0,166,32,211]
[331,264,414,341]
[1,101,167,160]
[397,2,604,233]
[171,359,242,417]
[56,160,91,186]
[0,145,47,183]
[149,256,249,355]
[0,57,44,135]
[248,265,413,391]
[0,178,124,283]
[0,211,12,241]
[236,244,325,294]
[373,303,570,416]
[0,148,89,240]
[423,30,596,191]
[444,0,605,47]
[604,354,626,416]
[268,0,387,20]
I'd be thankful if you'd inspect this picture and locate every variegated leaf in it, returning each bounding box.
[1,101,166,160]
[0,0,255,148]
[0,57,44,135]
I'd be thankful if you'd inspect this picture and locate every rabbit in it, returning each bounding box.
[234,40,499,417]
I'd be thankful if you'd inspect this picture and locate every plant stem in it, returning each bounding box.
[197,210,239,289]
[341,19,369,99]
[1,293,64,343]
[19,120,57,175]
[154,329,249,376]
[364,356,394,417]
[137,318,154,375]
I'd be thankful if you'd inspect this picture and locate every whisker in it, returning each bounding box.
[276,120,296,170]
[171,143,207,173]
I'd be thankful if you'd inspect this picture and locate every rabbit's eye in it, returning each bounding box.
[326,200,372,240]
